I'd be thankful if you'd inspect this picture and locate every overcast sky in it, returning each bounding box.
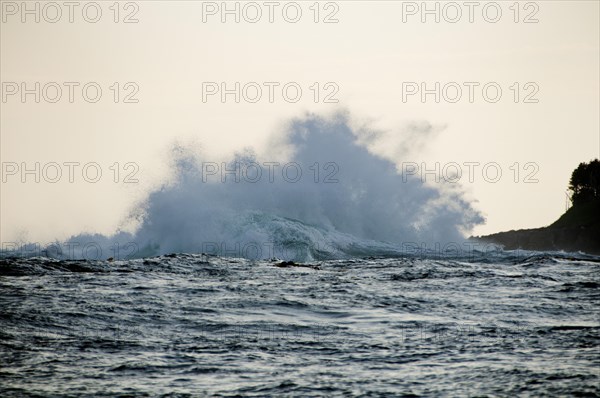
[1,1,599,245]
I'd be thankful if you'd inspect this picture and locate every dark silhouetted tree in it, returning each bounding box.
[569,159,600,205]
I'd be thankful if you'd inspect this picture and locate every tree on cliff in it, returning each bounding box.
[569,159,600,205]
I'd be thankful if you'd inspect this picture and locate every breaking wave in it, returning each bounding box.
[8,112,485,261]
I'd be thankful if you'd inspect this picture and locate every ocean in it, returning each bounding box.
[1,250,598,396]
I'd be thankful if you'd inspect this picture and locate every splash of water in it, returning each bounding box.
[11,112,485,260]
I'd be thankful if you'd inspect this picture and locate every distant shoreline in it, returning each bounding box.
[472,200,600,255]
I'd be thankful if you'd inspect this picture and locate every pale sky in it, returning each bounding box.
[1,0,599,245]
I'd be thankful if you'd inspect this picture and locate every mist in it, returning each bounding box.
[12,112,485,260]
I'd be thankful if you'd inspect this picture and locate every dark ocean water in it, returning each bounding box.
[1,251,599,397]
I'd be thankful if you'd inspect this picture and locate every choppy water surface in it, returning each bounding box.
[1,251,599,397]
